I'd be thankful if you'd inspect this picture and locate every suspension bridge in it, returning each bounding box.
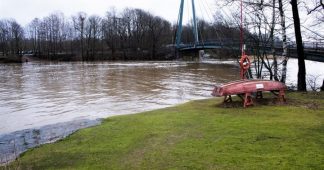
[175,0,324,62]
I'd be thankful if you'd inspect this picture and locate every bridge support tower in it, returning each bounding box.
[176,0,199,49]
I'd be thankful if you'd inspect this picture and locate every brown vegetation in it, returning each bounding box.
[0,9,244,61]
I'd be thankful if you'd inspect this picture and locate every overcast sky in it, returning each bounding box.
[0,0,216,26]
[0,0,322,40]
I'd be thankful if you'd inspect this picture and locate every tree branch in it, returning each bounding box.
[307,0,324,14]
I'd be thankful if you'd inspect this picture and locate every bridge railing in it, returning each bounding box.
[286,41,324,51]
[177,39,241,49]
[177,39,324,53]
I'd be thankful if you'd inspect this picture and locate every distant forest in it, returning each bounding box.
[0,8,242,61]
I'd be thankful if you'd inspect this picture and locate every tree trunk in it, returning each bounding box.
[291,0,306,91]
[270,0,279,81]
[278,0,288,83]
[81,26,84,61]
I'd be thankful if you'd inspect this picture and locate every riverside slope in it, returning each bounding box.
[3,92,324,169]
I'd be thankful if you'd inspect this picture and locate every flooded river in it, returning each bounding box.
[0,60,240,135]
[0,59,323,164]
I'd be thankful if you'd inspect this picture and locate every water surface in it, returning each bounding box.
[0,60,239,135]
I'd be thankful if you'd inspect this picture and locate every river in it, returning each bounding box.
[0,59,323,164]
[0,60,240,135]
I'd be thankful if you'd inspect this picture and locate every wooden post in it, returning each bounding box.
[244,93,253,107]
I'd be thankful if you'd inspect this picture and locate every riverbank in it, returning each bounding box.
[3,92,323,169]
[0,55,23,63]
[0,119,101,165]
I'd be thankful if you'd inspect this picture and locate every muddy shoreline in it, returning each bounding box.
[0,119,101,165]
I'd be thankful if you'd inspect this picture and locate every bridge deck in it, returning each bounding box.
[176,40,324,62]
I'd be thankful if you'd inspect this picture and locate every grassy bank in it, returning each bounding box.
[4,92,324,169]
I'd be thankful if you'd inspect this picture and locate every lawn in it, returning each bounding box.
[3,92,324,169]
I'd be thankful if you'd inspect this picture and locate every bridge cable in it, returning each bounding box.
[175,2,181,45]
[198,0,216,45]
[199,0,228,47]
[215,1,242,48]
[216,2,245,48]
[240,0,244,56]
[204,0,236,46]
[196,0,207,45]
[201,0,216,24]
[187,0,192,44]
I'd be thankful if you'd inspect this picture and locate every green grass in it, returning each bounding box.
[4,92,324,170]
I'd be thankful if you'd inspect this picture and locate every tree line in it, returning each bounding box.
[0,8,243,61]
[0,9,172,60]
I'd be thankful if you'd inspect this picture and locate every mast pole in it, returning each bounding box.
[176,0,185,48]
[192,0,199,45]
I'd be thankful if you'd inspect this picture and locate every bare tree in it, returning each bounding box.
[240,0,277,79]
[9,20,24,55]
[278,0,289,83]
[0,20,10,56]
[102,9,118,59]
[73,12,87,60]
[291,0,307,91]
[86,15,102,60]
[65,21,76,56]
[27,18,40,54]
[132,9,150,53]
[306,0,324,15]
[270,0,279,81]
[46,12,64,57]
[147,16,171,59]
[306,75,322,91]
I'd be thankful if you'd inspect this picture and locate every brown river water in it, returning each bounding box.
[0,60,240,135]
[0,59,323,164]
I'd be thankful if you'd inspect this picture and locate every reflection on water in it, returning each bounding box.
[0,61,239,135]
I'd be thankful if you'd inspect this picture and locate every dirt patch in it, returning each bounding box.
[287,98,321,110]
[216,96,321,110]
[305,103,320,110]
[216,96,284,108]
